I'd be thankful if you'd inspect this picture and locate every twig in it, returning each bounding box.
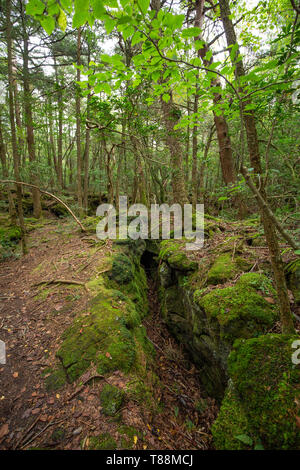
[20,419,64,449]
[66,374,108,402]
[14,415,40,449]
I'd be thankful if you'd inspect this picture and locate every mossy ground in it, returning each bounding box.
[213,334,300,449]
[100,384,125,416]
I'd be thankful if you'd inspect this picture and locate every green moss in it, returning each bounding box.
[44,366,67,391]
[100,384,125,416]
[56,289,137,382]
[227,334,300,449]
[85,433,117,450]
[118,425,143,449]
[105,252,148,318]
[197,273,278,344]
[206,253,252,286]
[212,384,255,450]
[159,240,198,272]
[51,427,66,443]
[0,225,21,242]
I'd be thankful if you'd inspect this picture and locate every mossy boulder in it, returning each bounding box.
[46,249,153,389]
[85,433,117,450]
[159,240,198,272]
[106,251,148,318]
[100,384,125,416]
[196,273,278,345]
[206,253,251,285]
[213,334,300,450]
[55,288,138,382]
[212,382,255,450]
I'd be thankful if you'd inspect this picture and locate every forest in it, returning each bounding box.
[0,0,299,452]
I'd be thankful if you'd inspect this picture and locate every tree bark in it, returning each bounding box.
[76,27,83,214]
[219,0,295,334]
[21,1,42,218]
[6,0,27,253]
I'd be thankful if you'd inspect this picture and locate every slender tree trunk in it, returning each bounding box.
[6,0,27,253]
[195,0,247,216]
[55,60,64,189]
[76,27,83,213]
[161,94,188,205]
[22,18,42,219]
[83,44,91,213]
[192,87,199,207]
[219,0,295,334]
[0,111,16,222]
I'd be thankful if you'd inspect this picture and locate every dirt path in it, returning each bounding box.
[0,220,218,450]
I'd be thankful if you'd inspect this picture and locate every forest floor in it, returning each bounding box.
[0,218,218,450]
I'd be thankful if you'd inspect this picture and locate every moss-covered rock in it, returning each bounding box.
[56,287,138,382]
[45,246,154,393]
[212,383,255,450]
[213,334,300,450]
[206,253,252,285]
[85,433,117,450]
[206,253,238,285]
[100,384,125,416]
[106,250,148,318]
[196,273,278,345]
[159,240,198,272]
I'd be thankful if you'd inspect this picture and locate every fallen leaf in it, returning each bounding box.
[13,372,18,378]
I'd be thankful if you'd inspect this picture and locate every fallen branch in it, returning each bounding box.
[0,180,86,232]
[240,167,299,251]
[66,374,108,402]
[33,279,88,292]
[20,419,65,450]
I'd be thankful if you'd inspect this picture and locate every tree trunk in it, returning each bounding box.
[76,27,83,214]
[195,0,246,216]
[6,0,27,253]
[219,0,295,334]
[0,111,16,222]
[161,94,188,205]
[21,3,42,218]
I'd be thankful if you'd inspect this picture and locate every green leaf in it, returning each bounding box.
[218,196,228,201]
[58,9,67,31]
[235,434,253,446]
[122,25,135,40]
[40,16,55,35]
[91,0,106,18]
[104,17,116,34]
[26,0,45,16]
[162,94,170,103]
[182,27,201,38]
[294,250,300,255]
[132,31,144,46]
[137,0,150,15]
[73,11,88,28]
